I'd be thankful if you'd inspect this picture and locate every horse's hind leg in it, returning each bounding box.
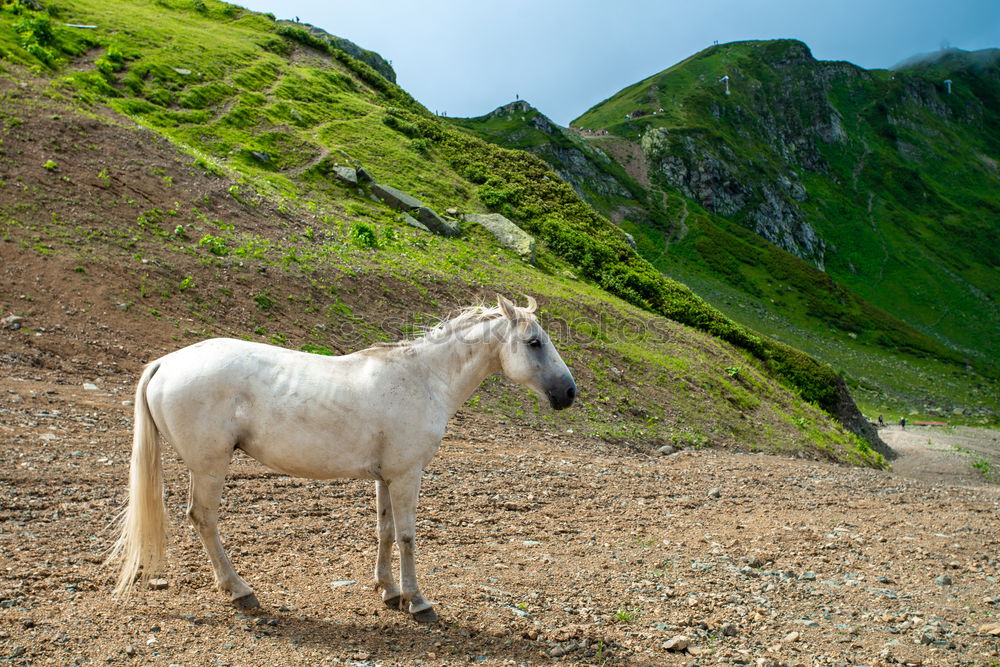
[374,480,402,609]
[187,471,258,609]
[388,470,436,623]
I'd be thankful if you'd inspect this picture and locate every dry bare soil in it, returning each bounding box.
[1,352,998,666]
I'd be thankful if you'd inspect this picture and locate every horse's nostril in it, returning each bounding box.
[567,386,576,400]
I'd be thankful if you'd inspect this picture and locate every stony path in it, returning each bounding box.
[882,424,1000,488]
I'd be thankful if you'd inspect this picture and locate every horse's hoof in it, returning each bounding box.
[232,592,260,610]
[383,595,402,611]
[412,607,438,624]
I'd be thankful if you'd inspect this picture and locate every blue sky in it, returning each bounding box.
[236,0,1000,126]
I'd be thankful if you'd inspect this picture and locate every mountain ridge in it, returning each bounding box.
[452,39,999,420]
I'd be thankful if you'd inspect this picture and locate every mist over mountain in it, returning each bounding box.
[892,46,1000,71]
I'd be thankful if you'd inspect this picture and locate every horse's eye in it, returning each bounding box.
[528,338,541,348]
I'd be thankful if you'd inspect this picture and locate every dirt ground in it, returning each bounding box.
[1,357,998,667]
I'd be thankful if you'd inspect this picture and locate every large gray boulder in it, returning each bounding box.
[413,206,460,237]
[403,213,430,232]
[369,183,459,236]
[465,213,536,263]
[371,183,422,210]
[331,166,358,186]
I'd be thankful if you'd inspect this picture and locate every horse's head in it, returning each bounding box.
[495,295,577,411]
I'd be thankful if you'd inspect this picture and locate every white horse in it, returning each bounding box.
[107,295,576,622]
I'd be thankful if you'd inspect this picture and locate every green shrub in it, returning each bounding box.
[253,292,274,310]
[94,44,126,75]
[350,222,379,249]
[198,234,229,256]
[13,15,53,47]
[276,25,328,52]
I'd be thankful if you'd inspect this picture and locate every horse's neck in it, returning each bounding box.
[416,318,503,415]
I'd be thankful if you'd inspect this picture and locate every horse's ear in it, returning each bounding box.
[523,295,537,314]
[497,294,517,321]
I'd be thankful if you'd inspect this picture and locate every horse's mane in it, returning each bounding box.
[366,299,536,352]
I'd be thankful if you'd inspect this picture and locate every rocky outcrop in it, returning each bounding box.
[330,166,357,186]
[643,128,827,267]
[624,42,904,269]
[277,21,396,83]
[464,213,536,263]
[368,183,459,236]
[487,100,533,118]
[831,376,895,461]
[547,143,633,201]
[403,213,429,233]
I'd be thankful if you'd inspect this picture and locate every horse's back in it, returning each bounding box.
[158,337,311,373]
[153,337,356,388]
[147,337,362,427]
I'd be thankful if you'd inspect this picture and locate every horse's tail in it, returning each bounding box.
[107,360,167,598]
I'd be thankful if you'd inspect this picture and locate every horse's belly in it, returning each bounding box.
[238,422,438,481]
[239,432,380,480]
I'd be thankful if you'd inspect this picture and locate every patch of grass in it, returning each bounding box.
[613,606,641,622]
[253,292,274,310]
[300,342,335,356]
[971,458,992,480]
[198,234,228,256]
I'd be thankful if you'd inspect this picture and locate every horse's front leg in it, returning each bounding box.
[373,480,401,608]
[387,470,436,623]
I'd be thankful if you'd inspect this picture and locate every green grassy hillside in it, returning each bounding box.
[573,40,999,369]
[0,0,896,464]
[453,40,998,421]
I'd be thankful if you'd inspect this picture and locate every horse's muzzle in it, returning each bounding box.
[547,380,577,411]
